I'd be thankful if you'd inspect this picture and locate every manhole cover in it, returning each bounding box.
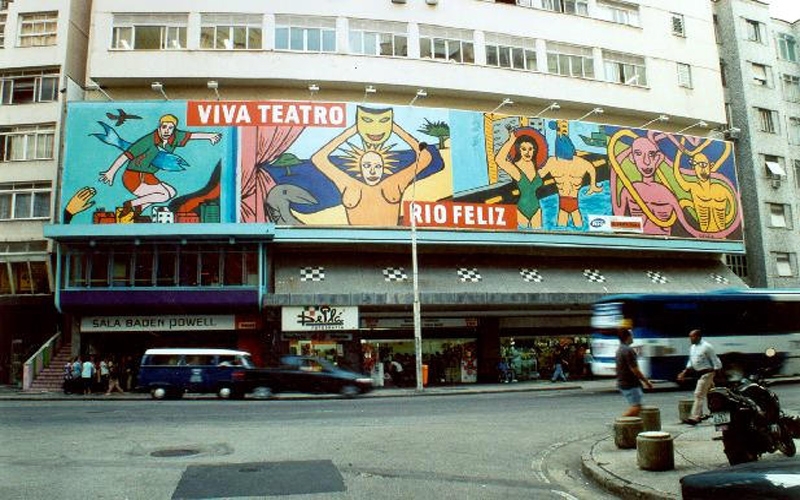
[151,448,201,458]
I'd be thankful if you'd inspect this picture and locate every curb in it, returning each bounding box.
[580,436,678,500]
[0,382,584,401]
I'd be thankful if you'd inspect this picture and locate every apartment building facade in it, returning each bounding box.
[3,0,754,384]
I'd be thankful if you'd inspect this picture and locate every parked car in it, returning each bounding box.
[680,457,800,499]
[136,348,255,399]
[237,355,373,398]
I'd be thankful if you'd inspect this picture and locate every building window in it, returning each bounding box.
[713,15,721,44]
[200,13,262,50]
[745,18,765,43]
[0,182,51,220]
[752,63,771,87]
[0,14,6,48]
[724,254,748,281]
[677,63,692,88]
[789,117,800,145]
[603,50,647,86]
[724,103,733,128]
[719,59,727,87]
[420,25,474,64]
[65,244,259,289]
[18,11,57,47]
[764,154,786,179]
[349,19,408,57]
[768,203,790,228]
[275,15,336,53]
[112,13,188,50]
[783,74,800,102]
[774,252,794,277]
[671,13,685,37]
[596,1,639,27]
[778,33,798,62]
[485,33,536,71]
[0,70,59,104]
[547,42,594,78]
[541,0,588,16]
[756,108,779,134]
[0,260,50,295]
[0,124,55,161]
[794,160,800,189]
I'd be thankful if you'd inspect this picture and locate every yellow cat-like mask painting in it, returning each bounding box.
[356,106,393,147]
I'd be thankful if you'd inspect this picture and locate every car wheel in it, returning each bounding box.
[218,386,232,399]
[340,385,360,398]
[252,386,273,399]
[152,387,167,400]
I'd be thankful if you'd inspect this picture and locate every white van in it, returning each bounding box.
[136,348,254,399]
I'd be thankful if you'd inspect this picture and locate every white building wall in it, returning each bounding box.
[86,0,725,127]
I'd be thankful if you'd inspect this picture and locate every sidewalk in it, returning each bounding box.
[3,378,796,499]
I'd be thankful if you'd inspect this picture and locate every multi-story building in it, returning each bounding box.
[30,0,749,386]
[0,0,91,384]
[713,0,800,288]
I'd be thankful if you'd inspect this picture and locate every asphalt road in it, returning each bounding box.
[2,385,799,499]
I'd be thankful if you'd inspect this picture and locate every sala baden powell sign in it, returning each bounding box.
[402,200,517,230]
[81,315,236,332]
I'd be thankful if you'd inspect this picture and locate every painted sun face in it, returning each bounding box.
[357,106,393,147]
[360,151,385,185]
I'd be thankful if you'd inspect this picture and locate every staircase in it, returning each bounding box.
[27,343,73,393]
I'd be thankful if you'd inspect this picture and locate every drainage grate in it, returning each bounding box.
[172,460,345,499]
[151,448,201,458]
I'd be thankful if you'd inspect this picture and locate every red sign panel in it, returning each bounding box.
[402,201,517,230]
[186,100,347,127]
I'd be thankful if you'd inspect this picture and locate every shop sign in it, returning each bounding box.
[587,215,643,234]
[280,332,353,341]
[402,201,517,230]
[81,315,236,332]
[361,317,478,329]
[282,306,358,332]
[187,100,346,127]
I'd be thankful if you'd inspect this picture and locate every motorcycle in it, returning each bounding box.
[707,348,800,465]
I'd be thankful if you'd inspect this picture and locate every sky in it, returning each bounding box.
[769,0,800,22]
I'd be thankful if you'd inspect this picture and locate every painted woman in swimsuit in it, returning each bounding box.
[494,127,547,229]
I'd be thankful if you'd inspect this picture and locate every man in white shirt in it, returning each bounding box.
[677,329,722,425]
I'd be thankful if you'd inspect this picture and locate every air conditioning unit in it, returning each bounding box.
[724,127,741,140]
[771,177,782,189]
[391,0,407,3]
[426,0,439,5]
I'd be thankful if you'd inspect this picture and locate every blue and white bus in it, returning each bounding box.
[590,289,800,382]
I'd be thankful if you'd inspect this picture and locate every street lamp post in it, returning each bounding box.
[410,142,427,392]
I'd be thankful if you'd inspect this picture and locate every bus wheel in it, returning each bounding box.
[152,387,167,400]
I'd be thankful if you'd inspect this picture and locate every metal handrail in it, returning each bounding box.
[22,331,63,391]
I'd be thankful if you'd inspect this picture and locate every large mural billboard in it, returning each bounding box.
[61,100,743,243]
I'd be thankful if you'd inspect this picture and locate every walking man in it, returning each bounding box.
[677,329,722,425]
[616,328,653,417]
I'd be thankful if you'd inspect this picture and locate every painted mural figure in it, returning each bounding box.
[310,107,433,226]
[98,114,221,217]
[538,120,602,227]
[674,152,736,233]
[613,135,683,235]
[494,126,546,229]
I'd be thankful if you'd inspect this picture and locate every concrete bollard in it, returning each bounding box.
[678,398,694,422]
[614,416,644,449]
[640,406,661,432]
[637,431,674,471]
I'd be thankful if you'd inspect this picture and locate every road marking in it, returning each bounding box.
[550,489,580,500]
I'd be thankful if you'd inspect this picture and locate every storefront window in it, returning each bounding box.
[156,249,177,286]
[134,249,154,287]
[0,262,10,294]
[499,336,592,381]
[178,247,199,286]
[361,338,478,387]
[67,252,88,287]
[200,251,221,286]
[29,261,50,293]
[223,250,244,285]
[244,250,258,285]
[88,252,109,287]
[111,252,132,287]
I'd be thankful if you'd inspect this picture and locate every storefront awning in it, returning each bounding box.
[265,253,746,308]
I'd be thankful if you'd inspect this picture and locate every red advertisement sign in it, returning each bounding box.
[186,100,347,127]
[402,201,517,230]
